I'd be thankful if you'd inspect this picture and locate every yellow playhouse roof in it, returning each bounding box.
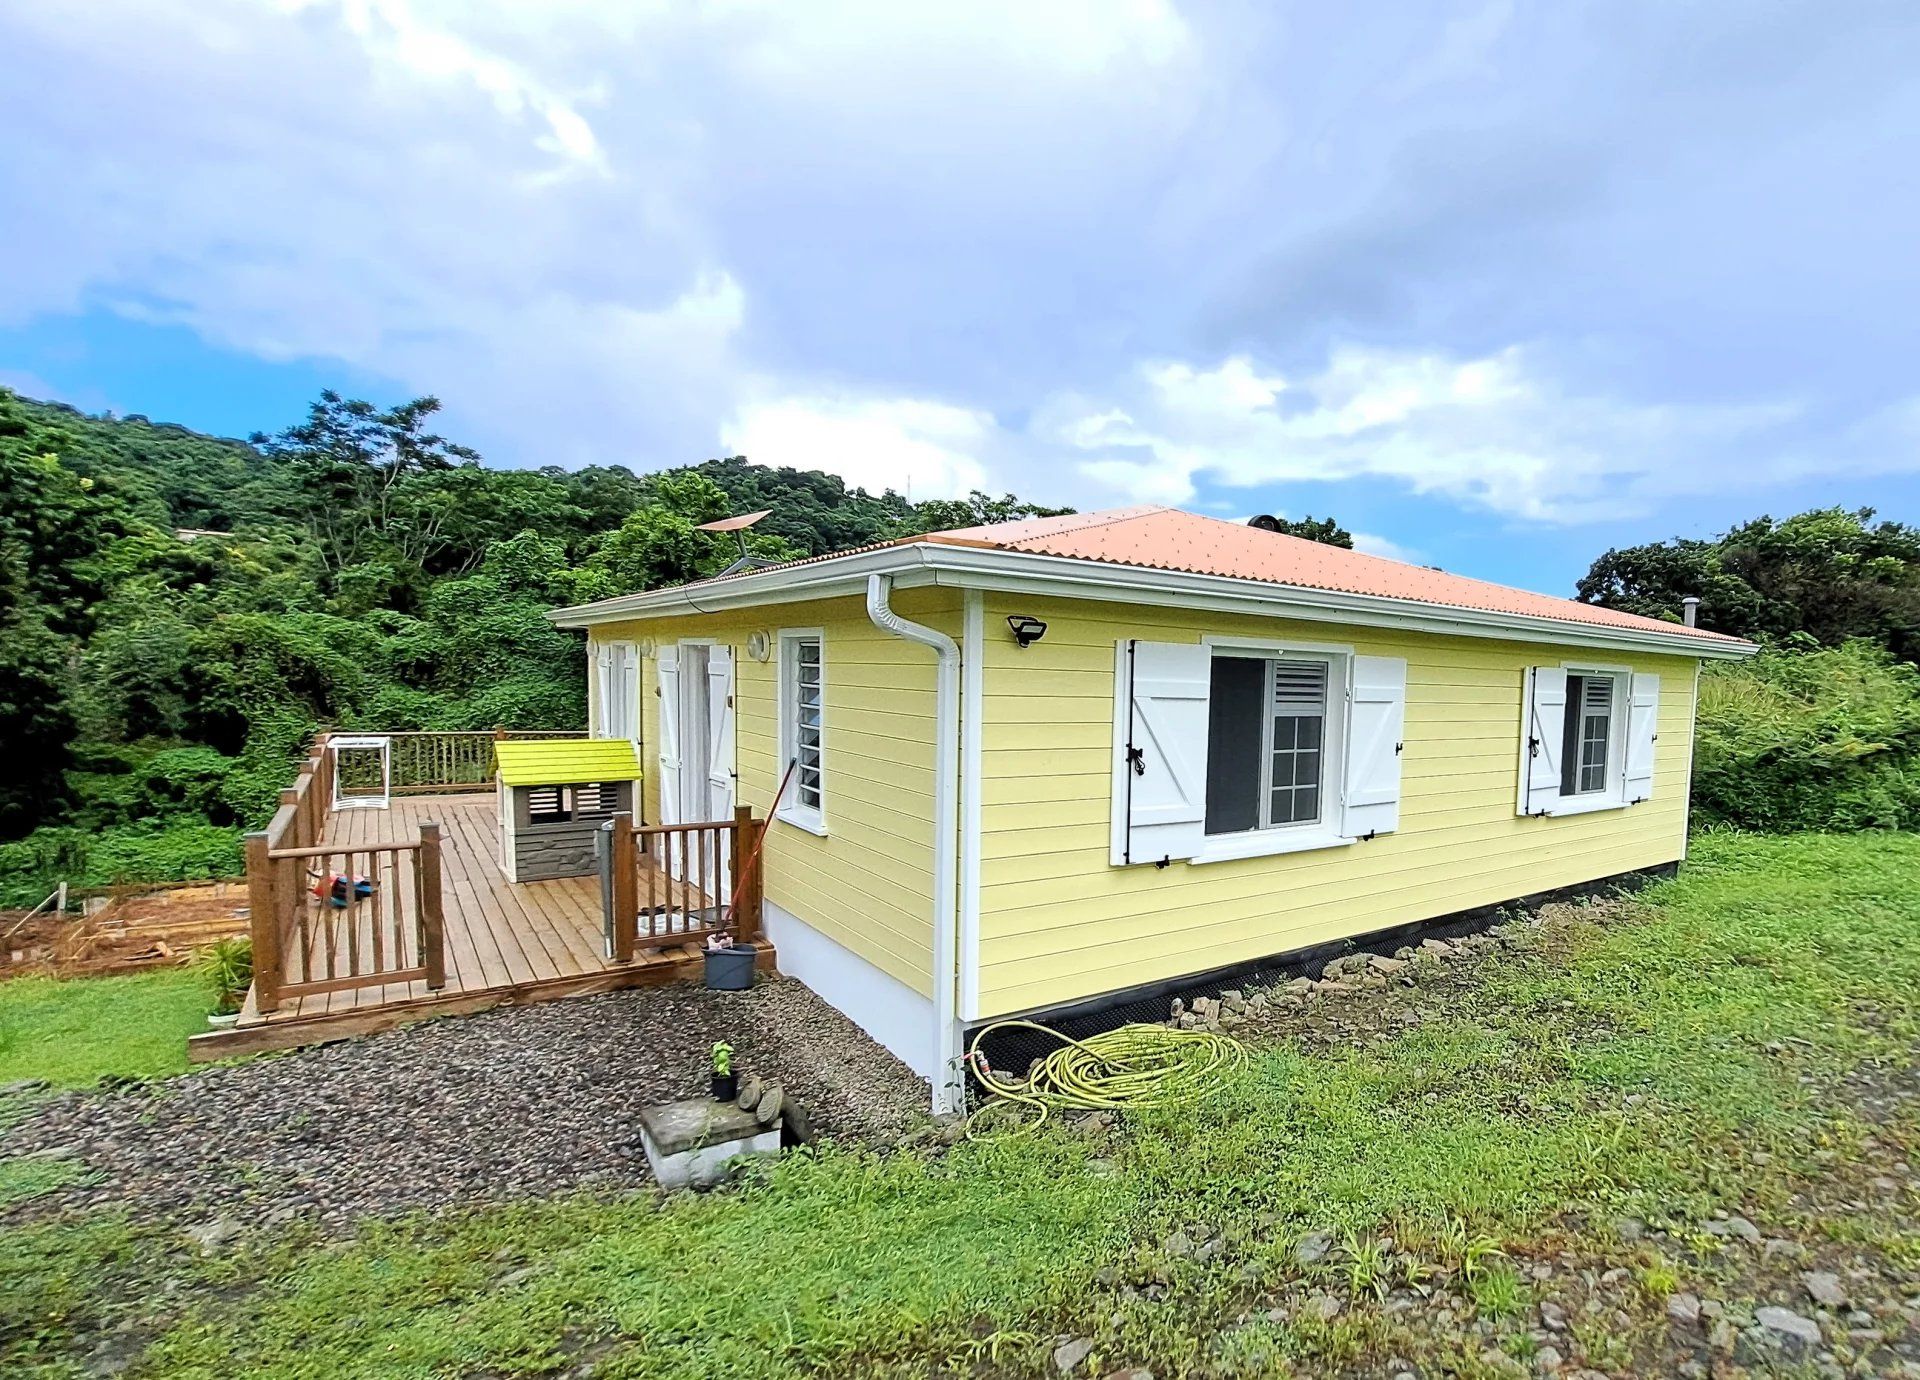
[495,738,641,787]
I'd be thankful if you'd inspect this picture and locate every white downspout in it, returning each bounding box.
[865,572,964,1113]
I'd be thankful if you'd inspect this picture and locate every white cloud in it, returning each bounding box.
[0,0,1206,472]
[1350,531,1425,564]
[721,393,993,501]
[1049,345,1799,523]
[312,0,606,169]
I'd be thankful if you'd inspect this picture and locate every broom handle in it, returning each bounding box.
[724,756,798,929]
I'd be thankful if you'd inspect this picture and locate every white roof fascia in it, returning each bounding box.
[550,542,1756,661]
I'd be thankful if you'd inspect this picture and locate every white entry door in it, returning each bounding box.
[657,642,735,902]
[656,645,682,829]
[705,644,736,903]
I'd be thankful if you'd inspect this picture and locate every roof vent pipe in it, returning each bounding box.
[1681,596,1700,628]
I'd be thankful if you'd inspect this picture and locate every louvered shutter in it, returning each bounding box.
[1518,667,1568,816]
[656,644,682,828]
[1623,672,1660,804]
[1112,641,1211,866]
[590,643,612,736]
[614,643,640,745]
[1341,655,1406,838]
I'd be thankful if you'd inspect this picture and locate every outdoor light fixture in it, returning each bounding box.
[746,630,773,662]
[1006,614,1048,648]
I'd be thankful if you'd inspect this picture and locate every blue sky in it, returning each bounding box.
[3,2,1918,595]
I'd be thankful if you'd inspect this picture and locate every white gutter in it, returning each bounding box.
[864,571,964,1114]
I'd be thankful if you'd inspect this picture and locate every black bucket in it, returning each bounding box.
[704,945,756,991]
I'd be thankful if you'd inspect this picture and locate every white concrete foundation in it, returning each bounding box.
[761,899,935,1078]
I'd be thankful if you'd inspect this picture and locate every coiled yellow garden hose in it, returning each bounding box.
[964,1018,1247,1135]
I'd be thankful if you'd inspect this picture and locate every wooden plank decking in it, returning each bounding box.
[191,793,772,1061]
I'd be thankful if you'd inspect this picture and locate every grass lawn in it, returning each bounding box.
[0,967,214,1090]
[6,831,1920,1378]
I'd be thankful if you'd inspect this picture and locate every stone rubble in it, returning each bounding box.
[0,977,927,1231]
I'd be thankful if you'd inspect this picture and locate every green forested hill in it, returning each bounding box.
[0,386,1066,902]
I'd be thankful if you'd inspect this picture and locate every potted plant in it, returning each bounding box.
[710,1041,737,1102]
[197,936,254,1029]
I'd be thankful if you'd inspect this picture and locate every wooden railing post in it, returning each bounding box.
[610,812,638,962]
[732,805,763,944]
[279,786,301,849]
[418,822,447,989]
[246,831,282,1012]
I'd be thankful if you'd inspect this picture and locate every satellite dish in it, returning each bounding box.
[695,510,773,534]
[1248,514,1281,532]
[696,510,783,577]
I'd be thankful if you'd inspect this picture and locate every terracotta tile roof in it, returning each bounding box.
[916,505,1744,645]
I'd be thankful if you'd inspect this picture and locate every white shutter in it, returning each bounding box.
[1111,640,1211,866]
[656,644,681,827]
[617,644,641,744]
[1518,666,1568,817]
[590,643,612,736]
[706,646,736,818]
[1341,655,1406,839]
[1623,672,1660,804]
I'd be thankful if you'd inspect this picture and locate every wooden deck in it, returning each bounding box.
[191,793,772,1060]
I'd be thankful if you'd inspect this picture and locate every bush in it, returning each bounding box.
[0,822,245,907]
[1693,640,1920,831]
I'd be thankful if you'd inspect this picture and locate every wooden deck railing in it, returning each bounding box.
[604,808,764,961]
[247,732,450,1012]
[386,729,586,795]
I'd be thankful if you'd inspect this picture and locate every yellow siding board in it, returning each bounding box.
[589,587,955,997]
[972,592,1700,1016]
[982,834,1680,1013]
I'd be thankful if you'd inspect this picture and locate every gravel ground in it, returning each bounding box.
[1,975,928,1230]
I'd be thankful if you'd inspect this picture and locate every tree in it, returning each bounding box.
[891,490,1074,537]
[1266,514,1353,548]
[255,391,482,574]
[572,474,803,601]
[1578,508,1920,657]
[0,382,1075,900]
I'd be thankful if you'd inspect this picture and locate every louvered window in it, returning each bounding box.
[1205,653,1333,835]
[571,783,615,817]
[527,786,566,824]
[777,632,826,834]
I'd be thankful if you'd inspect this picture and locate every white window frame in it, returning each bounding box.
[1190,636,1354,865]
[776,628,827,836]
[1549,660,1632,817]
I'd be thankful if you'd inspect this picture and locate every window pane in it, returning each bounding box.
[1560,675,1585,794]
[1205,656,1265,835]
[1263,659,1326,829]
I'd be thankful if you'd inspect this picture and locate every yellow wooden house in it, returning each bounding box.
[550,505,1754,1111]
